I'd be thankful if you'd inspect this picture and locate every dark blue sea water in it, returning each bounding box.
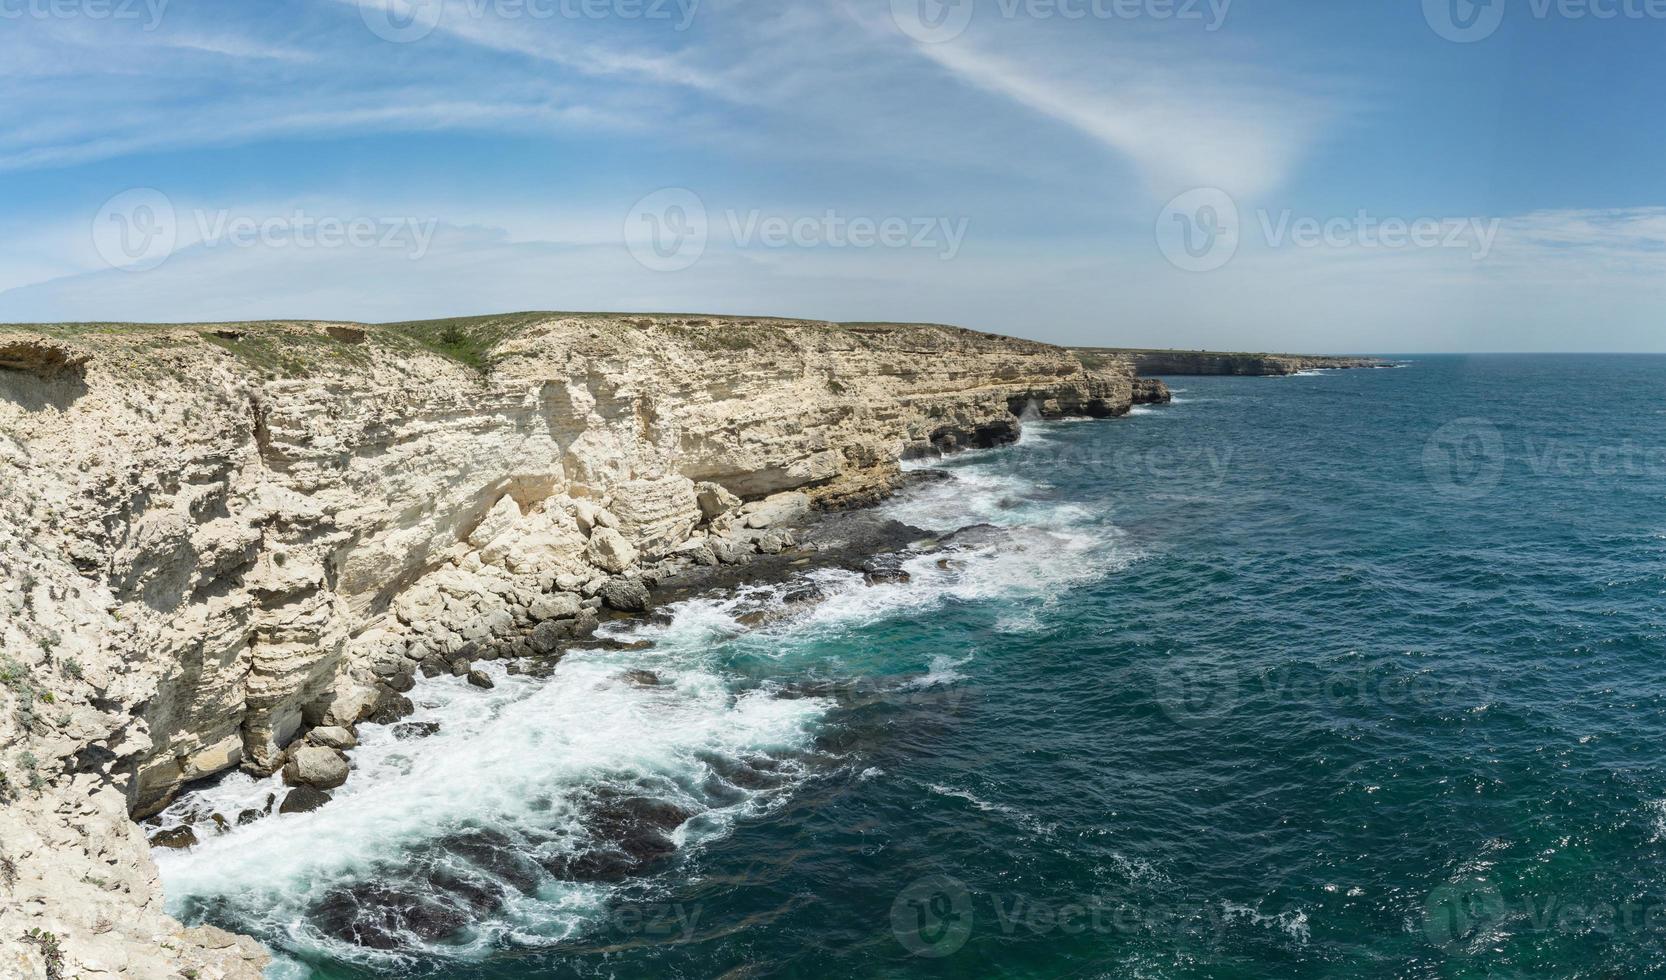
[159,356,1666,978]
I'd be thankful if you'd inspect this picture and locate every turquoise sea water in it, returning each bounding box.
[160,356,1666,978]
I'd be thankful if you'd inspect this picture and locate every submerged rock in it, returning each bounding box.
[621,670,661,687]
[860,556,912,586]
[278,785,333,814]
[313,881,470,949]
[392,721,441,740]
[539,791,694,882]
[150,826,198,850]
[366,688,415,725]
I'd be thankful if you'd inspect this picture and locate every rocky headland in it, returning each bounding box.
[1076,347,1386,377]
[0,313,1175,977]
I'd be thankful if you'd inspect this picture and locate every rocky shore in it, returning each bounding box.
[1076,347,1386,377]
[0,312,1171,977]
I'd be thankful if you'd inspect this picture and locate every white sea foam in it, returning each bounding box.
[156,639,830,964]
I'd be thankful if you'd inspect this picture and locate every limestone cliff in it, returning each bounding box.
[0,313,1153,977]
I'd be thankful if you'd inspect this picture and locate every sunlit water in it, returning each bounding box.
[157,356,1666,978]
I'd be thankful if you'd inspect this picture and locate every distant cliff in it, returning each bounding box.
[1077,348,1385,377]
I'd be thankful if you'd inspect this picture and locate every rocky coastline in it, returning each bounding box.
[1076,347,1387,377]
[0,312,1173,977]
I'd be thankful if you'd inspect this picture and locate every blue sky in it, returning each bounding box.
[1,0,1663,351]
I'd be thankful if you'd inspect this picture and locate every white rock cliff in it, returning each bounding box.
[0,313,1157,977]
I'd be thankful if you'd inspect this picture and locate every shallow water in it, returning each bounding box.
[159,356,1666,978]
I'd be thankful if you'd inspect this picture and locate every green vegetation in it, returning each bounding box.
[2,656,40,728]
[22,927,65,979]
[18,752,42,792]
[378,312,550,371]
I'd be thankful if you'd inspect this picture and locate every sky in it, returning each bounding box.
[1,0,1663,352]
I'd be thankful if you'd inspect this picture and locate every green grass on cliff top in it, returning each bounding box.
[0,313,1078,379]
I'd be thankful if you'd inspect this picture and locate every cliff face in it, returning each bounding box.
[1077,348,1384,377]
[0,313,1148,977]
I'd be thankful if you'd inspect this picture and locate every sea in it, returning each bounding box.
[154,355,1666,978]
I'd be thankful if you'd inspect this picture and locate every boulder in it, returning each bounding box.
[586,527,639,574]
[610,476,702,557]
[467,669,495,690]
[279,785,333,814]
[600,577,651,613]
[572,499,619,535]
[695,482,741,521]
[711,539,749,565]
[741,492,812,530]
[679,541,718,567]
[283,746,350,790]
[529,593,583,622]
[467,494,523,550]
[307,726,358,751]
